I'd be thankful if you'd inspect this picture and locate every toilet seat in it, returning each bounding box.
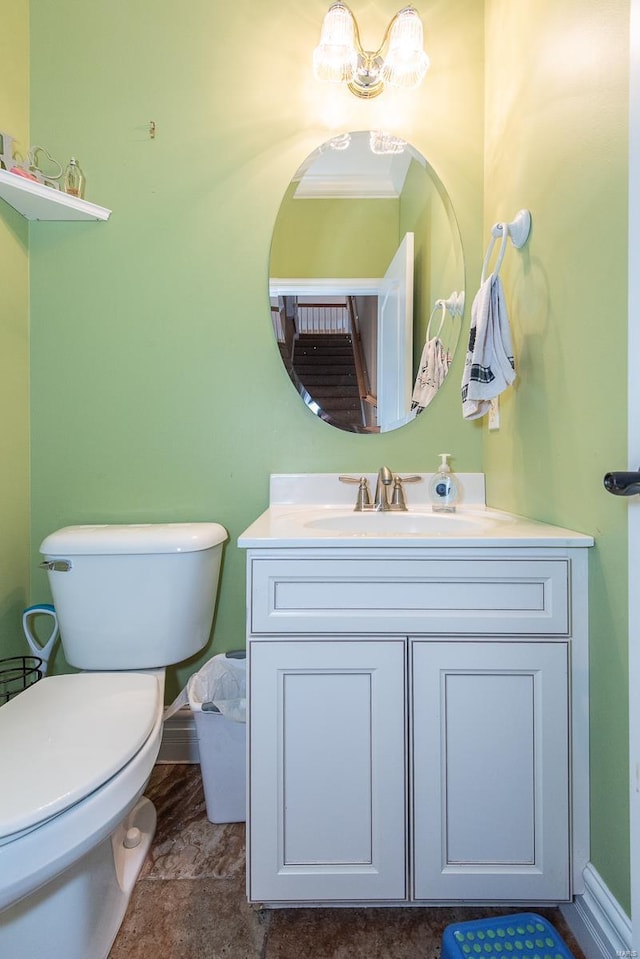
[0,672,159,844]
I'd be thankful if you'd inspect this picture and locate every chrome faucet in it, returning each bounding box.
[373,466,394,510]
[340,469,422,511]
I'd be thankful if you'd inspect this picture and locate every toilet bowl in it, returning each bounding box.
[0,522,227,959]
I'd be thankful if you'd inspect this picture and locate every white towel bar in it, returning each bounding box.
[481,209,532,283]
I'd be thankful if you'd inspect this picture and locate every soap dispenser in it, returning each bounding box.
[429,453,458,512]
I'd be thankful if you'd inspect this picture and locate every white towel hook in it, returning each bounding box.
[441,291,465,317]
[481,209,532,283]
[426,291,465,341]
[426,301,447,342]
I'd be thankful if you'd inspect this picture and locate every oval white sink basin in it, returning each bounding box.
[303,510,503,535]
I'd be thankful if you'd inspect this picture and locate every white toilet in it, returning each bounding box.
[0,521,227,959]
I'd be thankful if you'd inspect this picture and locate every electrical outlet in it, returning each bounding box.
[488,397,500,431]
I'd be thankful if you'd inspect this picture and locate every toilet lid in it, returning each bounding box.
[0,671,160,842]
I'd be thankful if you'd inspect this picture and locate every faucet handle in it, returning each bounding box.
[339,475,372,511]
[390,474,422,511]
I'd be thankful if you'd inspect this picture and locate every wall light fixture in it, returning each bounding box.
[313,3,429,99]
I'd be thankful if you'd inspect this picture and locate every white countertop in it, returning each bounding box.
[237,474,594,549]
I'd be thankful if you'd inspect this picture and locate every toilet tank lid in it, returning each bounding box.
[40,522,228,555]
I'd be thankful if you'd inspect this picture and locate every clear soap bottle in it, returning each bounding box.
[428,452,458,512]
[63,157,85,198]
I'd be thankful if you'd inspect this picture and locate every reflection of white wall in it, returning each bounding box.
[355,296,378,402]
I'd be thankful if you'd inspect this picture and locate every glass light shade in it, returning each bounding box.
[313,3,358,83]
[382,7,430,89]
[369,131,406,155]
[329,133,352,150]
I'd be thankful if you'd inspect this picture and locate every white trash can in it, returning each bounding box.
[188,651,246,824]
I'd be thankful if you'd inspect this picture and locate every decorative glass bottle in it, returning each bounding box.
[63,157,85,198]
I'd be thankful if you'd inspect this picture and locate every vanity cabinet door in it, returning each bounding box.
[411,640,570,902]
[249,639,406,903]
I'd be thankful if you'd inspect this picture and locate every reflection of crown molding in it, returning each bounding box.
[292,134,414,199]
[270,277,384,297]
[293,174,400,199]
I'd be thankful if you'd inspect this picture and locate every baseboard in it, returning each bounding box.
[561,864,632,959]
[158,706,200,763]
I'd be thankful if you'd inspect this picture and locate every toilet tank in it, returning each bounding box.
[39,523,228,670]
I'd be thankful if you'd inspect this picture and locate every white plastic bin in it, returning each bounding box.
[189,651,246,824]
[192,703,246,824]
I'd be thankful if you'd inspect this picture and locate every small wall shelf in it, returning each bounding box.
[0,169,111,221]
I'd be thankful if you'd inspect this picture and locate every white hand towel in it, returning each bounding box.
[412,337,451,411]
[461,273,516,420]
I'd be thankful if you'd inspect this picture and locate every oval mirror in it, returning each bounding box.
[269,131,465,433]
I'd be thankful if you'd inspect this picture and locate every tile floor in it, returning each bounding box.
[109,764,587,959]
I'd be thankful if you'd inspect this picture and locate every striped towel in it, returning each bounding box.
[461,273,515,420]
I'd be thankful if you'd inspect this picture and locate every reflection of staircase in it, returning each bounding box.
[293,333,362,426]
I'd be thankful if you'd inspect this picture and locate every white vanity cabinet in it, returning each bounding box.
[411,640,569,902]
[242,535,590,907]
[249,638,407,903]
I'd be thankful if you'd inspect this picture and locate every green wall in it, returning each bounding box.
[270,187,399,277]
[0,0,30,660]
[18,0,631,917]
[27,0,484,690]
[484,0,630,911]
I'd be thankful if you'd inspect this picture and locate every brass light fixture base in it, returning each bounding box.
[347,55,385,98]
